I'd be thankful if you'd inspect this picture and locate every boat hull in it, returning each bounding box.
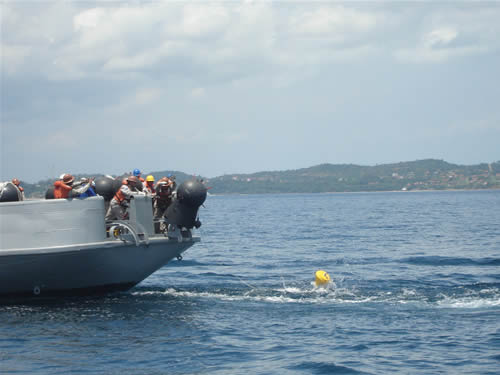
[0,237,198,297]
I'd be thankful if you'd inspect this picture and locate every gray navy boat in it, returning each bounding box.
[0,180,207,297]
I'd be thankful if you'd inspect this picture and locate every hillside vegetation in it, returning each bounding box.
[18,159,500,197]
[205,159,500,194]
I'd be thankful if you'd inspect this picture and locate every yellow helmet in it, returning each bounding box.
[146,175,155,182]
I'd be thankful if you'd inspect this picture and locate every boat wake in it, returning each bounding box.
[130,282,500,309]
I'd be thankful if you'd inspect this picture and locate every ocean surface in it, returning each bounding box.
[1,190,499,374]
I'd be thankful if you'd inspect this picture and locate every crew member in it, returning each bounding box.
[54,174,74,199]
[167,173,177,191]
[133,169,145,183]
[76,178,97,198]
[105,175,141,220]
[144,175,156,196]
[153,177,173,219]
[11,178,25,200]
[133,168,146,191]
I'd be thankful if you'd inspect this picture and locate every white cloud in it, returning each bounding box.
[423,27,458,48]
[2,2,388,82]
[102,51,161,72]
[179,3,230,37]
[290,5,379,37]
[3,2,500,81]
[74,8,106,31]
[1,44,31,75]
[394,45,487,64]
[394,5,500,63]
[2,2,500,181]
[134,87,163,106]
[190,87,206,99]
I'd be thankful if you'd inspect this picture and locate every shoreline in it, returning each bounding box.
[206,187,500,197]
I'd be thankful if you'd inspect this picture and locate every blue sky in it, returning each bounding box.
[1,1,500,183]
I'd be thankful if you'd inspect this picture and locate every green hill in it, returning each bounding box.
[15,159,500,197]
[205,159,500,194]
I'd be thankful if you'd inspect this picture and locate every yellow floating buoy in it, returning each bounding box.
[315,270,331,286]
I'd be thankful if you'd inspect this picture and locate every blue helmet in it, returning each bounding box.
[133,169,141,177]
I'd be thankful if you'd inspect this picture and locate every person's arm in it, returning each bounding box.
[61,183,73,193]
[121,184,134,200]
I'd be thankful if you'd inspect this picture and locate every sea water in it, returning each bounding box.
[1,190,499,374]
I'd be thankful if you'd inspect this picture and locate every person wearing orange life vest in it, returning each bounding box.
[53,174,74,199]
[105,175,143,220]
[133,168,145,183]
[144,175,156,196]
[153,177,174,219]
[11,178,25,200]
[133,169,143,180]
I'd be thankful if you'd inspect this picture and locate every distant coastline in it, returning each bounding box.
[19,159,500,197]
[204,159,500,195]
[207,188,500,197]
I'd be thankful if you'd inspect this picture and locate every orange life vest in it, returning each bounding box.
[54,180,72,199]
[114,190,126,204]
[145,183,155,195]
[113,184,129,204]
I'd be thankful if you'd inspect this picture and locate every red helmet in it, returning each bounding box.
[63,174,74,184]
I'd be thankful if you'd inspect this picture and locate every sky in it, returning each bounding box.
[1,0,500,183]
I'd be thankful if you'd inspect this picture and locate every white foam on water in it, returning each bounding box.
[131,286,500,309]
[275,283,336,295]
[162,288,300,303]
[402,288,417,296]
[478,288,498,294]
[132,286,379,305]
[276,287,303,294]
[437,296,500,309]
